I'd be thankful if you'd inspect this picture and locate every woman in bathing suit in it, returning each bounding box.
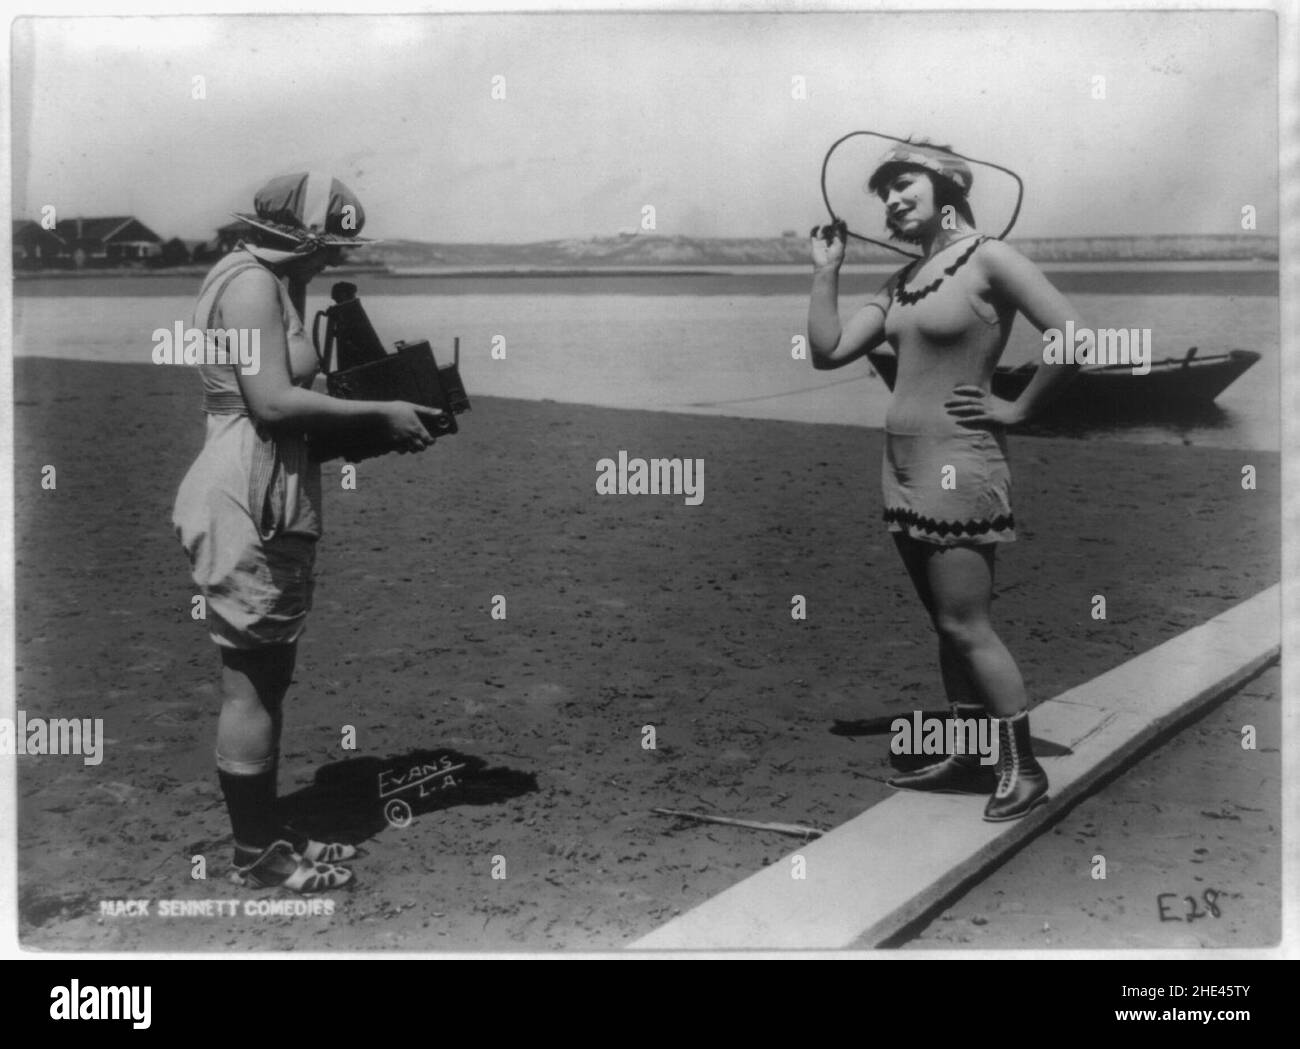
[806,140,1082,821]
[173,173,444,890]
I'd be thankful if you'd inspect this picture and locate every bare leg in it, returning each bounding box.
[213,644,355,883]
[217,644,295,769]
[215,645,295,864]
[892,534,981,707]
[923,544,1028,718]
[889,536,1046,815]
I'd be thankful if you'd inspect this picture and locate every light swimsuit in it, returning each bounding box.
[172,249,323,648]
[880,235,1016,545]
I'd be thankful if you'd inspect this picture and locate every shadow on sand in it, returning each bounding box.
[279,747,538,846]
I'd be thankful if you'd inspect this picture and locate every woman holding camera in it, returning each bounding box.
[807,141,1082,821]
[173,172,443,890]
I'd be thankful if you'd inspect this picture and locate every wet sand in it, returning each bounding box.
[11,358,1280,951]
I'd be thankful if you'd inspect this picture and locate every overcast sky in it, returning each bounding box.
[9,10,1279,243]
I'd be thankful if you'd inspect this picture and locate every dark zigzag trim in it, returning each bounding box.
[893,236,987,306]
[883,506,1015,539]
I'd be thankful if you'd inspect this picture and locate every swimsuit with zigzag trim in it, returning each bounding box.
[882,234,1008,439]
[893,235,988,306]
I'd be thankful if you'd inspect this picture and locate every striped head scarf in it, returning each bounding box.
[231,172,375,257]
[866,141,974,197]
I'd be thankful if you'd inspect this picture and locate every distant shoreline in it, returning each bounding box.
[11,263,1280,298]
[13,258,1279,282]
[384,260,1281,277]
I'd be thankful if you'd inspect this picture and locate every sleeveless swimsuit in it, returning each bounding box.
[172,249,323,648]
[880,235,1016,545]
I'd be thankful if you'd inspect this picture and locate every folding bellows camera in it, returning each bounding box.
[309,281,471,463]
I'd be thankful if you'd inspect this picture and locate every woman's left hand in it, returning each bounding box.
[944,385,1025,429]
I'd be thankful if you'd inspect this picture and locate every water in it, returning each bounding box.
[12,274,1280,450]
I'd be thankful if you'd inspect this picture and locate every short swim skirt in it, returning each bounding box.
[881,428,1016,545]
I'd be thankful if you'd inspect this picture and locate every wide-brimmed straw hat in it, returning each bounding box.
[866,141,974,196]
[231,171,376,251]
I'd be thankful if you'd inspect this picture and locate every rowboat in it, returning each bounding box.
[864,346,1260,416]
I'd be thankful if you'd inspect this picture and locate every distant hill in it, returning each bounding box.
[349,233,1278,269]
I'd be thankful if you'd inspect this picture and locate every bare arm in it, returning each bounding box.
[807,224,893,371]
[982,240,1083,422]
[220,270,440,444]
[946,240,1084,428]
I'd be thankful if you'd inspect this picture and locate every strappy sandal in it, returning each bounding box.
[300,839,362,863]
[278,825,363,863]
[230,840,353,893]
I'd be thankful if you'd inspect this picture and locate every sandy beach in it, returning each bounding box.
[905,662,1280,950]
[12,358,1280,952]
